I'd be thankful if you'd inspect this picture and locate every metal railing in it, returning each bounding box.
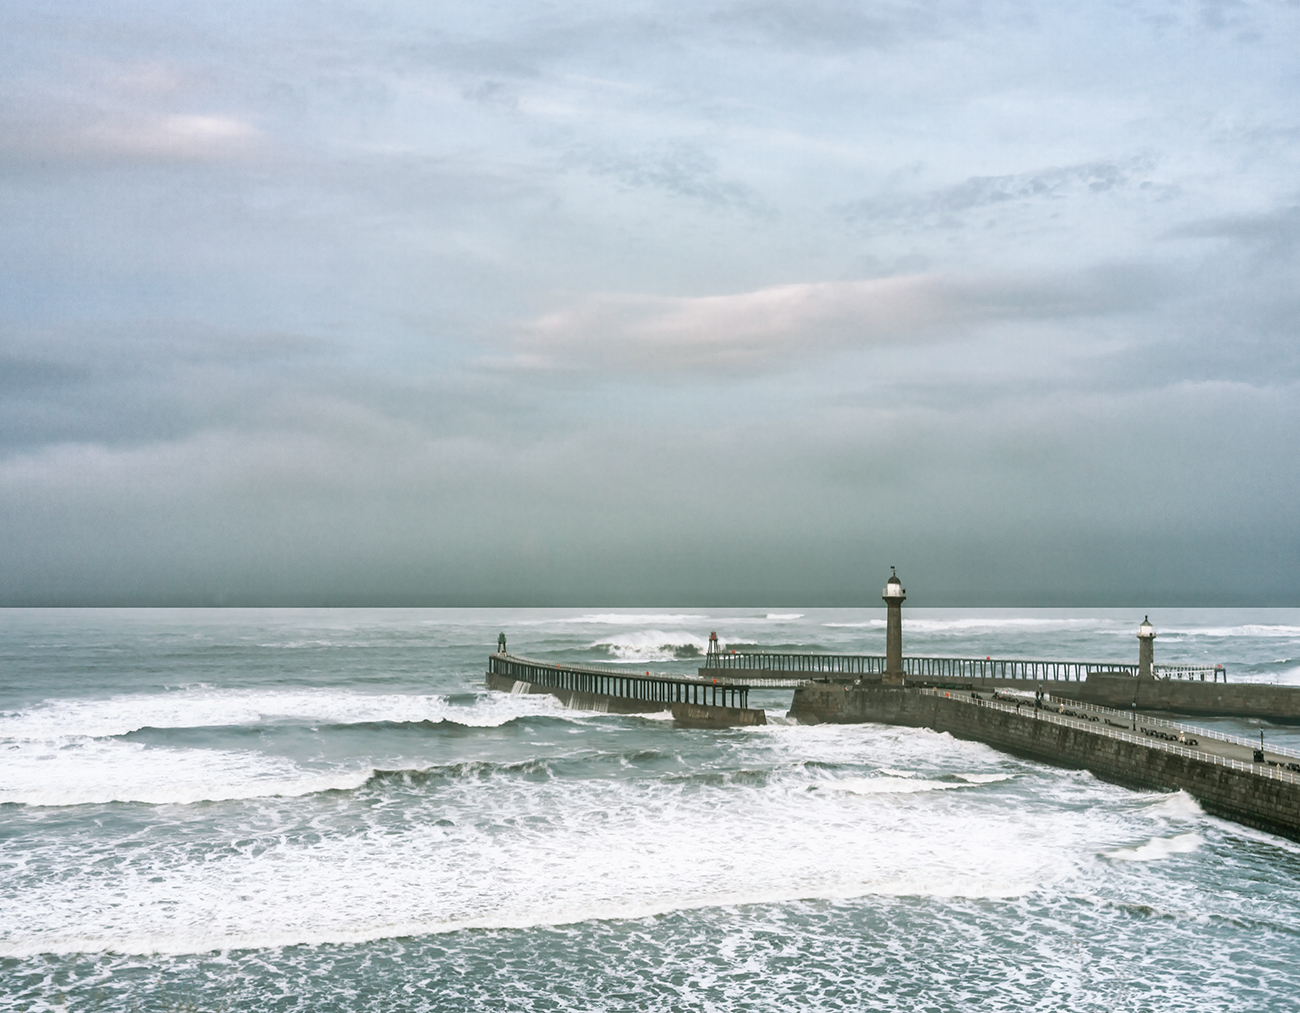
[1154,664,1226,681]
[702,651,1221,683]
[703,652,886,676]
[986,691,1300,762]
[919,688,1300,785]
[488,654,752,710]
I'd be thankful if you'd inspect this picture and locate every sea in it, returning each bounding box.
[4,607,1300,1012]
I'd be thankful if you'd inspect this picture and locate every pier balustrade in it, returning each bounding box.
[701,652,1220,684]
[489,654,752,710]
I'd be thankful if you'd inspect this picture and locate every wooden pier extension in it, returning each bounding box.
[486,654,766,727]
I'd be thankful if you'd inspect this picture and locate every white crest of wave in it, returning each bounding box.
[562,613,710,625]
[0,686,563,741]
[1103,832,1203,862]
[0,688,576,806]
[0,738,373,807]
[1159,624,1300,638]
[902,617,1111,635]
[825,776,973,795]
[765,613,804,620]
[591,629,714,662]
[1145,789,1205,820]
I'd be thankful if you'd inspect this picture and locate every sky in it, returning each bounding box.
[1,0,1298,607]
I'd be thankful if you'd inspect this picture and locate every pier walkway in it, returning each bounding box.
[948,689,1300,783]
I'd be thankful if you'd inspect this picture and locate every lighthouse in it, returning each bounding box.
[1137,616,1156,679]
[883,567,906,685]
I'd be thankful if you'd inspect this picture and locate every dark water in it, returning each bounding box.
[3,607,1300,1011]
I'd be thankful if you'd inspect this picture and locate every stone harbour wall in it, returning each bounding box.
[790,683,1300,841]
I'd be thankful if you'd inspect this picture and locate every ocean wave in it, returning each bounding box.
[1157,625,1300,639]
[366,758,557,787]
[1103,832,1203,862]
[818,776,977,795]
[119,713,583,743]
[587,629,720,663]
[1,743,592,809]
[544,613,710,625]
[0,711,1178,959]
[1137,789,1205,822]
[0,686,563,741]
[0,767,1086,956]
[0,737,377,807]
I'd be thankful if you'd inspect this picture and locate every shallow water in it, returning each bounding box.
[3,607,1300,1011]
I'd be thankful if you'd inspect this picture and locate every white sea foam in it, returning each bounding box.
[765,613,804,620]
[0,720,1120,957]
[1103,832,1203,862]
[0,687,573,806]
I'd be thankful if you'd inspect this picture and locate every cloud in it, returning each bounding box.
[838,160,1168,232]
[510,267,1168,374]
[0,110,258,169]
[0,0,1297,605]
[561,140,766,214]
[1165,204,1300,250]
[711,0,978,52]
[83,113,258,160]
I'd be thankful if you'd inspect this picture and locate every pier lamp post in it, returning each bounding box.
[1137,616,1156,680]
[883,568,906,685]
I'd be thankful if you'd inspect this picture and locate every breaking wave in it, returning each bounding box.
[1103,832,1203,862]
